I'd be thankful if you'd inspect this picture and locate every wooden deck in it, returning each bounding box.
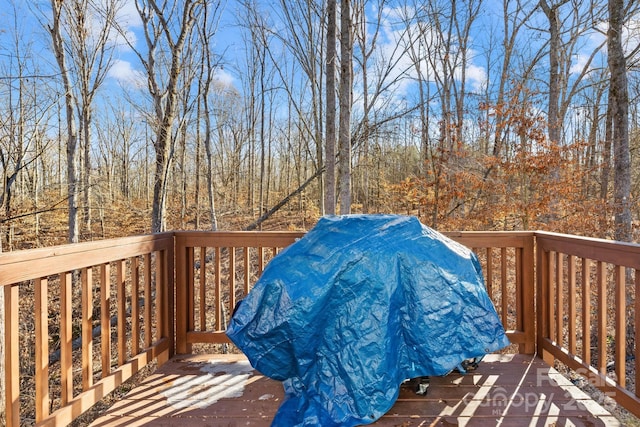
[89,353,620,427]
[5,231,639,426]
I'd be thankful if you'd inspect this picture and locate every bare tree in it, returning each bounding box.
[325,0,337,214]
[338,0,353,214]
[74,1,119,235]
[608,0,631,241]
[47,0,119,241]
[240,1,274,221]
[539,0,568,145]
[462,0,541,220]
[197,1,223,230]
[125,0,203,232]
[271,0,326,214]
[352,0,412,213]
[49,0,80,242]
[400,0,484,225]
[539,0,608,144]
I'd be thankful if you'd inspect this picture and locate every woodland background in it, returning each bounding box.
[0,0,639,251]
[2,1,640,425]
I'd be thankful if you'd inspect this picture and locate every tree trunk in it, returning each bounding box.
[325,0,337,215]
[82,107,92,236]
[539,0,566,145]
[338,0,352,214]
[608,0,632,242]
[601,91,613,202]
[50,0,80,243]
[151,138,171,233]
[137,0,202,233]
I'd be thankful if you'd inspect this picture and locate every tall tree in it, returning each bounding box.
[271,0,326,214]
[49,0,80,243]
[128,0,203,232]
[352,0,414,213]
[197,0,223,230]
[73,0,119,236]
[539,0,567,145]
[608,0,631,242]
[48,0,119,241]
[338,0,353,214]
[325,0,337,215]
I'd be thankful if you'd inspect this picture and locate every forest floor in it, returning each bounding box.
[2,197,320,252]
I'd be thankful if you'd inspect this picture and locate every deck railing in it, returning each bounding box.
[536,231,640,418]
[173,231,535,354]
[173,231,304,353]
[1,229,639,425]
[0,233,174,427]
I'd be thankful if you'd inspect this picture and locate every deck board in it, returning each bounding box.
[89,353,620,427]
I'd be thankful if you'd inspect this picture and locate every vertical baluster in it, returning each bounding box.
[199,247,207,331]
[157,249,167,342]
[131,257,140,355]
[186,247,195,334]
[82,267,93,390]
[258,247,265,276]
[117,260,126,367]
[614,265,625,386]
[548,252,556,342]
[515,247,523,332]
[582,258,591,366]
[144,254,152,349]
[4,284,19,426]
[61,272,73,405]
[485,247,493,300]
[229,247,236,323]
[101,263,111,377]
[597,261,607,374]
[35,278,49,422]
[244,247,251,294]
[501,247,507,327]
[568,255,576,354]
[163,247,173,363]
[556,253,564,345]
[215,247,221,330]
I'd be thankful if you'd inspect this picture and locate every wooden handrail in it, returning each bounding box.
[173,230,536,354]
[1,233,174,426]
[173,231,304,354]
[2,229,639,425]
[444,231,536,354]
[536,231,640,419]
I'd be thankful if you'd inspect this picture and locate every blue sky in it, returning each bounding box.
[0,0,634,127]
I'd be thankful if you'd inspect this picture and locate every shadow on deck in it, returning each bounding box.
[89,353,620,427]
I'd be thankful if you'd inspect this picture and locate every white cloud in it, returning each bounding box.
[569,52,591,75]
[114,0,143,28]
[213,69,235,87]
[466,63,487,93]
[108,59,145,88]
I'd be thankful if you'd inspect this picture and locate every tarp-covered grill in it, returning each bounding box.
[227,214,510,426]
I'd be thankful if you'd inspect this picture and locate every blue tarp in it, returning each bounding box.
[226,215,510,426]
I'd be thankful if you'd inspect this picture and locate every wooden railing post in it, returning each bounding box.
[165,245,176,361]
[535,236,552,365]
[4,284,19,427]
[174,235,190,354]
[520,234,535,354]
